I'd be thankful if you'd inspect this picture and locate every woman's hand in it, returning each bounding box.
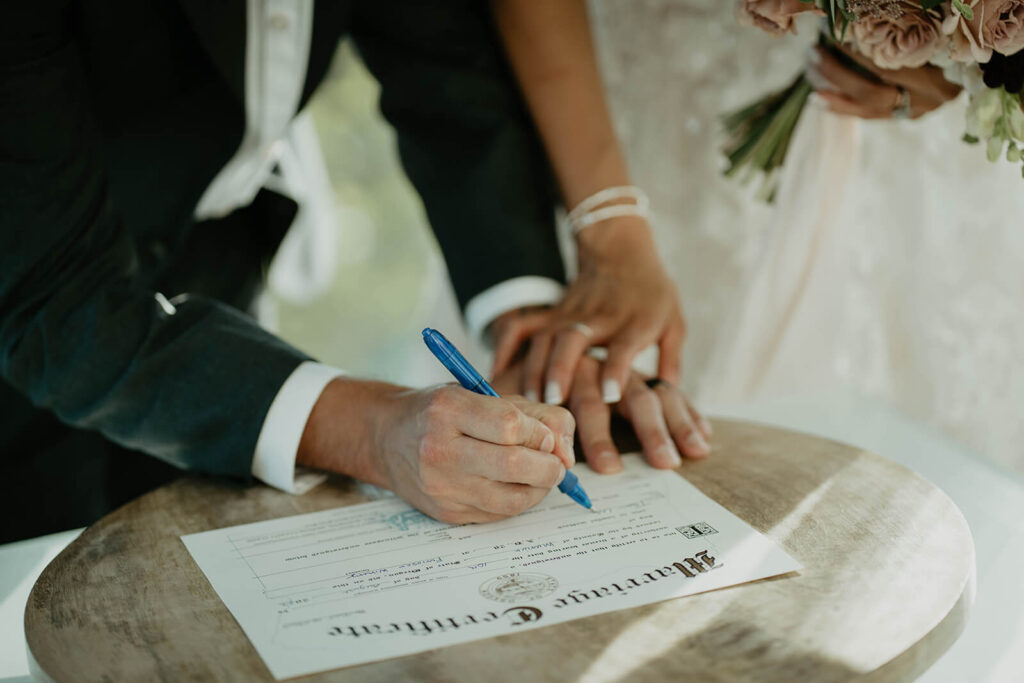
[493,355,710,472]
[489,0,686,406]
[491,217,685,407]
[808,45,961,119]
[298,379,575,524]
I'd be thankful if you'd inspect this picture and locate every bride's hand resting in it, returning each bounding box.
[492,354,710,472]
[490,217,686,408]
[808,45,961,120]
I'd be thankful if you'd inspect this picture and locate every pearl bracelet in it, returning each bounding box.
[566,185,650,235]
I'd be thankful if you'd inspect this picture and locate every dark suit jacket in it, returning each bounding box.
[0,1,565,481]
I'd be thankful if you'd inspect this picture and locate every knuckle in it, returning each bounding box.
[652,381,674,398]
[501,489,531,516]
[626,380,652,401]
[576,397,606,417]
[672,420,696,440]
[550,406,575,434]
[547,356,574,377]
[633,393,661,417]
[426,388,458,419]
[531,331,554,348]
[502,318,525,336]
[501,448,525,480]
[417,435,448,468]
[642,427,668,447]
[496,407,522,442]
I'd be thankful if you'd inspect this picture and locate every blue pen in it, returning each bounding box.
[422,328,593,511]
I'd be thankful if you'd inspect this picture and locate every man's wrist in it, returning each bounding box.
[464,276,564,344]
[296,377,397,488]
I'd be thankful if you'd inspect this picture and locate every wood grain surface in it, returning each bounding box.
[25,419,974,682]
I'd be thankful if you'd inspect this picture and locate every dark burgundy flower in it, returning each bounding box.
[981,50,1024,93]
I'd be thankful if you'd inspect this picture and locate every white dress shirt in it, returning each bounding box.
[196,0,563,494]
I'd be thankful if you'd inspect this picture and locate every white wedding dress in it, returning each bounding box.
[590,0,1024,473]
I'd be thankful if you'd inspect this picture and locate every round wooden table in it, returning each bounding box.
[25,419,974,682]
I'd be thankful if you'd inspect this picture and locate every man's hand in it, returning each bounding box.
[494,355,710,473]
[297,379,575,525]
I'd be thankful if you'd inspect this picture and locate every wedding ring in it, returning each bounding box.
[571,322,595,339]
[892,87,911,119]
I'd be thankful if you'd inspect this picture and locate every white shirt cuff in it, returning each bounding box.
[463,276,565,345]
[252,360,345,494]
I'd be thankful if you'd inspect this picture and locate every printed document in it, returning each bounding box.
[182,456,800,679]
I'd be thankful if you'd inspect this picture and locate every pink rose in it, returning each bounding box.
[850,2,946,69]
[740,0,822,36]
[944,0,1024,63]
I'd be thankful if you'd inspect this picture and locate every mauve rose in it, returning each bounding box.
[944,0,1024,63]
[740,0,821,36]
[851,2,946,69]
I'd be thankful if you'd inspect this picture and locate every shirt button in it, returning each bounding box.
[268,13,290,30]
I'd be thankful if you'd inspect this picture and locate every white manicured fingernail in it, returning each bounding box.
[524,390,539,403]
[562,436,576,465]
[658,444,683,467]
[699,417,713,436]
[685,432,710,456]
[544,381,563,405]
[541,433,555,453]
[602,379,621,404]
[556,466,566,485]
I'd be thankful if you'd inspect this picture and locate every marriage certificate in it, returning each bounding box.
[182,457,801,679]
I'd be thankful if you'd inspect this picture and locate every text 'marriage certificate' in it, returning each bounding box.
[182,457,801,679]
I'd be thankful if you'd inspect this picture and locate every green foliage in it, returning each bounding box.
[951,0,974,19]
[963,86,1024,175]
[721,74,814,203]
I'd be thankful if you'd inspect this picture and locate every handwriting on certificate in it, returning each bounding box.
[182,457,800,680]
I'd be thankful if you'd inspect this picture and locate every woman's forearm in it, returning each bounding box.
[491,0,638,223]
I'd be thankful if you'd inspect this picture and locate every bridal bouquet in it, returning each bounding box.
[725,0,1024,200]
